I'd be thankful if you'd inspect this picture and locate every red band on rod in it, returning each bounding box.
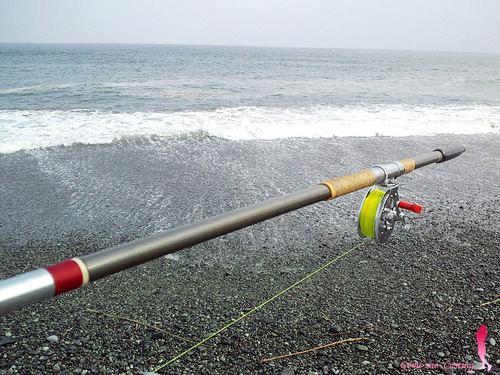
[46,260,84,296]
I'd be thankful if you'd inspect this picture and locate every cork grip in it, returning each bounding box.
[399,158,415,174]
[319,170,376,200]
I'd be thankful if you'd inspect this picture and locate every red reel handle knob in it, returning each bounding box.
[398,201,422,213]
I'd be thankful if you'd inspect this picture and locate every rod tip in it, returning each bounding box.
[434,143,466,163]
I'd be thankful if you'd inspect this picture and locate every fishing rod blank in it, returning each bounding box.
[0,144,465,316]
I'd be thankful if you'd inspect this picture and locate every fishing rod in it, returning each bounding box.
[0,144,465,316]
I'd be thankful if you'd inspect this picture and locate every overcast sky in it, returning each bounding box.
[1,0,499,53]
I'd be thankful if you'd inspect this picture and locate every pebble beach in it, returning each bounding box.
[0,133,499,374]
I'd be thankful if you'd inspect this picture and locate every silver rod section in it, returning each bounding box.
[82,185,332,281]
[0,270,55,316]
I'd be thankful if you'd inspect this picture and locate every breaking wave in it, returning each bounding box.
[0,104,498,153]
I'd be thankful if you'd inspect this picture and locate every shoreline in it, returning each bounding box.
[1,134,499,374]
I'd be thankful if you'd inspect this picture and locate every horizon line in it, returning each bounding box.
[0,41,498,55]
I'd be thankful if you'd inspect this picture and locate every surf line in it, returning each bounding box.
[149,240,367,374]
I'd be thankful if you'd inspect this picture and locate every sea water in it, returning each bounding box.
[0,43,499,153]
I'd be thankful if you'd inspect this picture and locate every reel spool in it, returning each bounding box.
[358,183,422,243]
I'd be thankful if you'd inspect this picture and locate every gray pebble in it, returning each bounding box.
[0,337,16,346]
[329,325,342,334]
[489,337,496,346]
[473,362,484,370]
[361,360,371,366]
[281,368,295,375]
[47,335,59,343]
[151,331,165,340]
[356,345,368,351]
[437,351,445,357]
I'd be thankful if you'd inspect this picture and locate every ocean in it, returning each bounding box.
[0,43,499,153]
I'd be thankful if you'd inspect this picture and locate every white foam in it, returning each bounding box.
[0,105,498,153]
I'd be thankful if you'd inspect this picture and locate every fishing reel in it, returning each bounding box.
[357,182,422,243]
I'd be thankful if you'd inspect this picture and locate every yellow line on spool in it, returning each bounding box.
[359,189,386,238]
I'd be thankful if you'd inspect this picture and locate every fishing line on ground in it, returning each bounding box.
[149,240,368,374]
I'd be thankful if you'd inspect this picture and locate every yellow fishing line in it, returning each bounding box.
[359,189,385,238]
[149,240,367,374]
